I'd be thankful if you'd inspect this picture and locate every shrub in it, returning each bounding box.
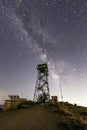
[80,111,87,116]
[59,107,72,116]
[60,118,87,130]
[17,100,35,109]
[0,107,2,111]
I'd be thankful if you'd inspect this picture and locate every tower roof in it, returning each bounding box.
[37,63,48,75]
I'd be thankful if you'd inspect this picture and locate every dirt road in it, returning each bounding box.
[0,105,62,130]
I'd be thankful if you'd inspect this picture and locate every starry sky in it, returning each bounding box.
[0,0,87,106]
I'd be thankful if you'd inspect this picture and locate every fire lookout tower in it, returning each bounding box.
[34,63,50,103]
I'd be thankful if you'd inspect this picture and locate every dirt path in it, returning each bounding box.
[0,105,62,130]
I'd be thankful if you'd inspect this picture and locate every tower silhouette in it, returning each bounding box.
[34,63,50,103]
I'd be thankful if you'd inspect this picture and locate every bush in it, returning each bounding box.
[80,111,87,116]
[27,100,35,105]
[60,118,87,130]
[0,107,2,111]
[59,107,72,116]
[17,100,35,109]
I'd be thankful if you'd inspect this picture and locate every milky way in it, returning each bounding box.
[0,0,87,106]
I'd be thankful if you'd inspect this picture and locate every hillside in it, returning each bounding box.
[57,102,87,130]
[0,102,87,130]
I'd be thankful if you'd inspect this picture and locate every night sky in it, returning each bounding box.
[0,0,87,106]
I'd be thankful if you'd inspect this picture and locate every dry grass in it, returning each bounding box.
[58,102,87,130]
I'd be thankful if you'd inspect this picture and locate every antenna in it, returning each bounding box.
[59,80,63,102]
